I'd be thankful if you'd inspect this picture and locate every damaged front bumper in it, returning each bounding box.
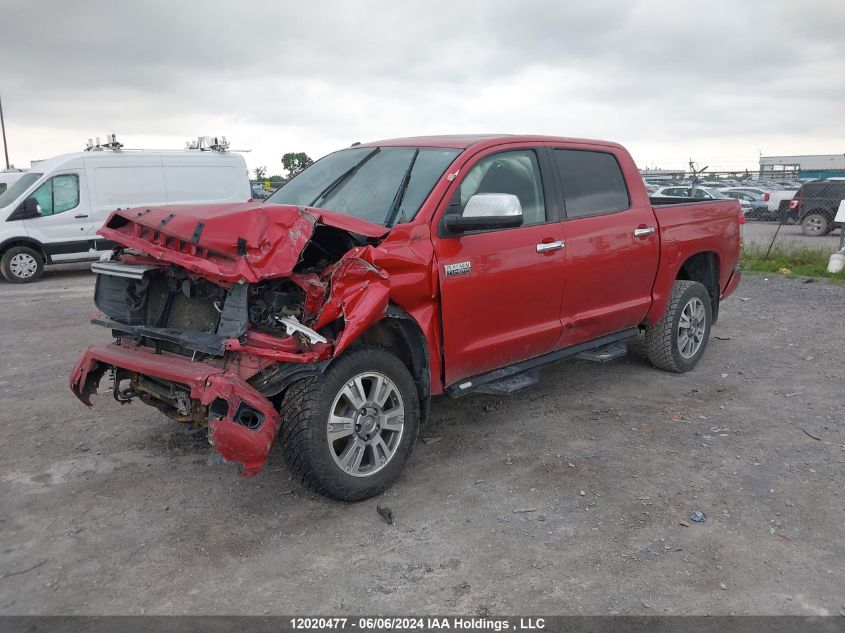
[69,342,280,476]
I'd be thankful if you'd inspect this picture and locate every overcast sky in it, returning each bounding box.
[2,0,843,174]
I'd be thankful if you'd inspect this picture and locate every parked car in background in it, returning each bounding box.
[728,185,796,218]
[723,188,768,219]
[788,180,845,236]
[651,185,753,214]
[0,171,26,197]
[70,134,743,500]
[0,144,251,283]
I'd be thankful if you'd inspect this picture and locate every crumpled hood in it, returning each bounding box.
[98,202,390,284]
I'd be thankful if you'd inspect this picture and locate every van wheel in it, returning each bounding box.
[801,212,829,236]
[277,346,420,501]
[1,246,44,283]
[645,280,712,373]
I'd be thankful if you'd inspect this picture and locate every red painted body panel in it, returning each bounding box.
[69,343,280,476]
[69,134,742,477]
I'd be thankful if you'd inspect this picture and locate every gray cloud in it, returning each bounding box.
[2,0,843,171]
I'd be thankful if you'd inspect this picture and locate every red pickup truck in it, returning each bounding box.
[70,135,742,500]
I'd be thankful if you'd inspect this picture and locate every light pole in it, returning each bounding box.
[0,92,9,169]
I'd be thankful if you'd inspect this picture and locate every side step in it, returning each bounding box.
[446,327,638,398]
[575,339,628,363]
[474,368,539,395]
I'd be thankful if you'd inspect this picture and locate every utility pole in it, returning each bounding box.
[0,92,9,170]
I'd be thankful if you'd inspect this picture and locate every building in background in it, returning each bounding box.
[759,154,845,180]
[639,168,686,181]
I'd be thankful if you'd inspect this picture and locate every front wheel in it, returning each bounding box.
[644,280,712,373]
[1,246,44,283]
[277,346,420,501]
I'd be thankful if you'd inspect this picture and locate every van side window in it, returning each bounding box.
[31,175,80,216]
[553,149,629,218]
[458,150,546,225]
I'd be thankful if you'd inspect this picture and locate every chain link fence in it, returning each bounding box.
[642,167,845,274]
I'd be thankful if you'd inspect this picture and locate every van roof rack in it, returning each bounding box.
[82,133,249,154]
[85,134,123,152]
[186,136,230,152]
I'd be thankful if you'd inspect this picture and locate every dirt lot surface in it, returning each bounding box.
[1,268,843,616]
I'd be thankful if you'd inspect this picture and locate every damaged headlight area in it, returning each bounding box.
[90,257,334,357]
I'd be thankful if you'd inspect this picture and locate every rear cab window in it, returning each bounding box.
[552,149,629,218]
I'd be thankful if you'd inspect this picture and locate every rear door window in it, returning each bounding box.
[553,149,629,218]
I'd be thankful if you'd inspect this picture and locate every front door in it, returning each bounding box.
[433,147,566,385]
[22,172,95,261]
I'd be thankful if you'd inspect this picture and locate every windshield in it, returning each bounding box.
[0,173,42,209]
[266,147,460,226]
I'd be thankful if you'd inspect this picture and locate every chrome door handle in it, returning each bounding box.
[536,240,565,253]
[633,227,655,237]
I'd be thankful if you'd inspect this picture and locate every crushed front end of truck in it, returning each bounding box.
[69,203,391,476]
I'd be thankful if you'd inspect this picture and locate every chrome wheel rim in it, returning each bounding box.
[804,216,825,235]
[678,297,706,359]
[327,372,405,478]
[9,253,38,279]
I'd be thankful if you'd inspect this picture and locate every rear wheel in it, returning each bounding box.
[1,246,44,283]
[277,346,420,501]
[801,212,830,236]
[644,280,712,373]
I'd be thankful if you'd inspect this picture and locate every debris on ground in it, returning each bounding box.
[421,436,443,445]
[513,508,537,514]
[801,428,822,441]
[376,506,394,525]
[579,490,586,497]
[679,521,691,527]
[690,511,707,523]
[784,392,803,398]
[720,583,727,590]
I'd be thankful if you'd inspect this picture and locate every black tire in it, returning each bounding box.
[644,280,712,373]
[801,212,830,236]
[1,245,44,283]
[277,345,420,501]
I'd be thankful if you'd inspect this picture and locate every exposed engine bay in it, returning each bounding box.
[70,204,394,476]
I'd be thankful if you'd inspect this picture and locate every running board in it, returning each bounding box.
[575,339,628,363]
[446,328,638,398]
[474,368,540,396]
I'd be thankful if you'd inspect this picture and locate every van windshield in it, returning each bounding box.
[0,173,42,209]
[266,147,460,226]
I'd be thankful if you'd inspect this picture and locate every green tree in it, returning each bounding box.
[253,166,267,181]
[282,152,314,178]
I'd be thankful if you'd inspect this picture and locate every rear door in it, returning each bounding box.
[433,146,566,384]
[549,144,660,346]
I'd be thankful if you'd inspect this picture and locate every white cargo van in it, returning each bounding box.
[0,144,251,282]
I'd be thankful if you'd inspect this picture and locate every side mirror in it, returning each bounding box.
[444,193,524,233]
[24,197,42,215]
[7,197,42,222]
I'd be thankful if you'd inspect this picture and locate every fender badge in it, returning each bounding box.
[444,261,471,277]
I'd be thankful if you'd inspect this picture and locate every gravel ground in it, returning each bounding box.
[0,269,843,616]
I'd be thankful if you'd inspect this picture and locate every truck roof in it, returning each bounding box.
[358,134,625,151]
